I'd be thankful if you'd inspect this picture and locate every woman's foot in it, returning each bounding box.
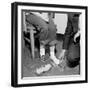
[35,64,52,75]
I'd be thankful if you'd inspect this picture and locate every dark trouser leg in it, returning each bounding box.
[66,57,80,68]
[66,42,80,68]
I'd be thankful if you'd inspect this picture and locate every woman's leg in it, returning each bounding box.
[50,45,60,65]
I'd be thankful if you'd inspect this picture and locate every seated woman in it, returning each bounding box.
[26,12,60,66]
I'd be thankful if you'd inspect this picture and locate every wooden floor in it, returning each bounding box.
[22,40,80,78]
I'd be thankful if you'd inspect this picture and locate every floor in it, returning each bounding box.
[22,39,80,78]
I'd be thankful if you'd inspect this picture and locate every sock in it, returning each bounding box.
[50,45,60,65]
[40,44,45,57]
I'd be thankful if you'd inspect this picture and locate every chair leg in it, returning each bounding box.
[30,29,35,59]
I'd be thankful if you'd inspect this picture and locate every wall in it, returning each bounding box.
[0,0,89,90]
[54,13,67,34]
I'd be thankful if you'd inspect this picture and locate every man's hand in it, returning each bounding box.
[74,30,80,42]
[58,49,66,60]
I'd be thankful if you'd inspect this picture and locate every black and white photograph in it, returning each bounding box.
[11,2,88,87]
[22,11,81,77]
